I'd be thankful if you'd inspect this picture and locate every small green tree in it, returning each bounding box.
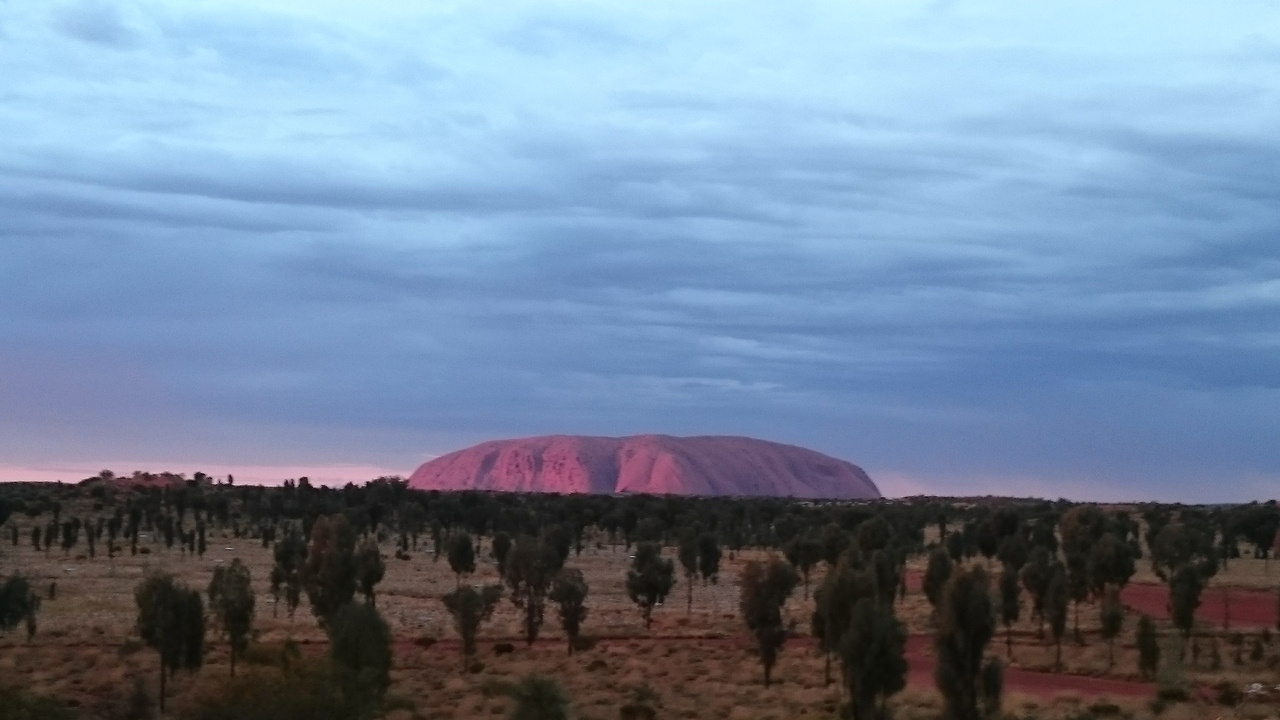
[934,565,1001,720]
[354,537,385,605]
[1136,613,1160,679]
[492,531,513,576]
[812,552,875,686]
[996,533,1029,572]
[549,568,589,655]
[923,548,952,609]
[739,555,799,687]
[430,519,444,561]
[136,572,205,712]
[540,524,572,572]
[1019,546,1054,639]
[1044,562,1069,670]
[784,534,824,600]
[1065,550,1090,644]
[1099,584,1124,670]
[208,558,255,676]
[1089,533,1135,593]
[448,531,477,587]
[0,574,40,640]
[1151,522,1217,581]
[271,525,307,619]
[678,531,698,614]
[302,515,357,624]
[820,523,851,567]
[626,542,675,630]
[505,675,569,720]
[871,549,902,604]
[505,535,556,645]
[1168,564,1204,645]
[839,598,907,720]
[327,601,392,715]
[697,532,721,584]
[442,584,504,670]
[998,564,1021,660]
[856,516,891,554]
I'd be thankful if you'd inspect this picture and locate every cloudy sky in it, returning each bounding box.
[1,0,1278,501]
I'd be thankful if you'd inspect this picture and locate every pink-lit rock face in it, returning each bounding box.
[408,435,881,499]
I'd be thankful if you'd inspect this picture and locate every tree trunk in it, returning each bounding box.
[524,591,537,646]
[1006,624,1013,659]
[1107,636,1114,670]
[159,663,167,713]
[1055,638,1062,671]
[1073,600,1081,644]
[823,651,831,686]
[687,574,693,616]
[231,647,236,677]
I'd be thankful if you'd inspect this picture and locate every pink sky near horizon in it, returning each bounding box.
[0,462,411,488]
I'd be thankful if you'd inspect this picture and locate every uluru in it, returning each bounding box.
[408,434,881,499]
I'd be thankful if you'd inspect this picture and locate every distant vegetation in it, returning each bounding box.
[0,473,1277,719]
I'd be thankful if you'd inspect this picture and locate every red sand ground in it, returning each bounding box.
[908,570,1279,630]
[413,634,1157,700]
[1121,583,1278,628]
[902,636,1153,698]
[409,434,881,499]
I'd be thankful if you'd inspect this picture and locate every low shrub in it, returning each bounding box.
[179,658,363,720]
[619,684,661,720]
[382,693,417,713]
[1085,701,1122,716]
[117,638,144,657]
[1214,681,1243,707]
[0,684,75,720]
[1155,686,1189,703]
[242,640,301,669]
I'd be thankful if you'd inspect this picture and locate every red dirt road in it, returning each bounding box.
[903,636,1153,699]
[906,570,1279,629]
[1121,583,1278,628]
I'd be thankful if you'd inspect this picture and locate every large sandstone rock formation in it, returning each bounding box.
[408,434,880,499]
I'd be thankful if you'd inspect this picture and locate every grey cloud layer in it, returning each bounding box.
[1,0,1278,500]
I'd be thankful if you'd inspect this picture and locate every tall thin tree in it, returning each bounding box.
[135,572,205,713]
[739,555,798,687]
[208,558,255,676]
[442,584,503,671]
[549,568,589,655]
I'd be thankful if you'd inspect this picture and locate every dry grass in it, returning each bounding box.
[1,509,1278,719]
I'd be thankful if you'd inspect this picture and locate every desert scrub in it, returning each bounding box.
[0,684,75,720]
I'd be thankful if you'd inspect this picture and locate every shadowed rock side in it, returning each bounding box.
[408,435,881,499]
